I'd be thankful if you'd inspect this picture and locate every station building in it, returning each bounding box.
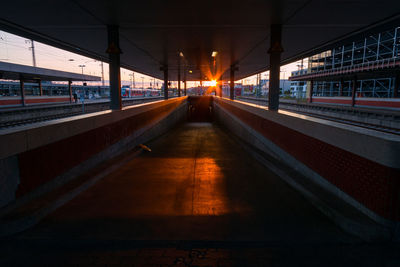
[290,26,400,109]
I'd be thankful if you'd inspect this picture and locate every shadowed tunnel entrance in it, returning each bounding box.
[187,96,214,122]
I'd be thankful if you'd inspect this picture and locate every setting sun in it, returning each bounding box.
[203,80,217,87]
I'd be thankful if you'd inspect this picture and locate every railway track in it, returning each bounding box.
[237,96,400,135]
[282,107,400,135]
[2,96,399,135]
[0,110,84,128]
[0,97,164,130]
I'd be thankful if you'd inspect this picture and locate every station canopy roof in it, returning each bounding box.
[0,61,101,82]
[1,0,400,81]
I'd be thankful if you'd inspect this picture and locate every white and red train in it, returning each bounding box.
[0,81,161,106]
[121,86,160,97]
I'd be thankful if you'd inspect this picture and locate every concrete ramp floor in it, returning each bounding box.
[1,123,399,266]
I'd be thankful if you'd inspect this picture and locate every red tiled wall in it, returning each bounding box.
[17,101,183,197]
[219,101,400,221]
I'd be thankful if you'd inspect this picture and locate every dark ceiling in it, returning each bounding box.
[1,0,400,81]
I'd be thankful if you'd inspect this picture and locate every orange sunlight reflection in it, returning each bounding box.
[151,157,230,216]
[191,157,229,216]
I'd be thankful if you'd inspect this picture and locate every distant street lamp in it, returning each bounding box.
[280,69,287,95]
[141,77,145,97]
[78,64,86,75]
[129,73,135,98]
[70,59,104,86]
[77,64,86,112]
[100,62,105,86]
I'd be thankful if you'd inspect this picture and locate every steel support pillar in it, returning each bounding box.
[163,65,168,100]
[268,24,283,110]
[309,80,314,103]
[218,79,222,97]
[107,25,122,110]
[218,55,223,97]
[351,76,357,107]
[230,66,235,100]
[38,80,43,96]
[199,70,203,96]
[394,74,399,98]
[178,59,181,97]
[68,80,73,103]
[19,77,25,107]
[183,65,187,96]
[339,78,344,96]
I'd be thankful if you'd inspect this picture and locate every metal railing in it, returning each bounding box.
[290,57,400,81]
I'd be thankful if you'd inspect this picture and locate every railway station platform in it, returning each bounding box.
[0,96,399,265]
[0,96,165,129]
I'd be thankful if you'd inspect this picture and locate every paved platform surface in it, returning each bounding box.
[0,123,399,266]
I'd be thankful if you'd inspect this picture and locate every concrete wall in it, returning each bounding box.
[0,97,187,208]
[214,97,400,226]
